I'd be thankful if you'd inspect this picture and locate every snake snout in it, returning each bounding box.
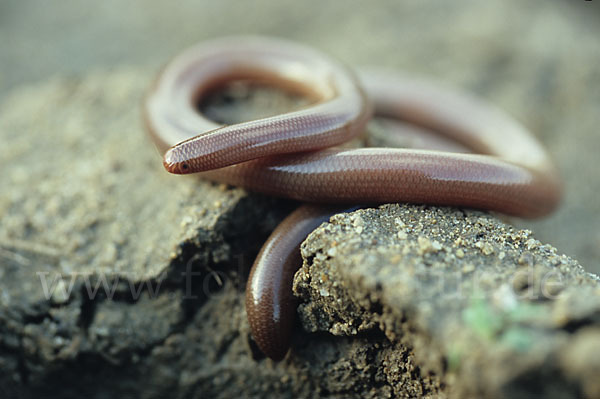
[163,148,191,174]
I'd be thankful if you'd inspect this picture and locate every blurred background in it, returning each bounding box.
[1,0,598,273]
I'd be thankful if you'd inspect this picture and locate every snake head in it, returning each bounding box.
[163,146,193,174]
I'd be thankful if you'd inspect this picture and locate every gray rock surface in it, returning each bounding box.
[296,205,600,398]
[1,65,599,398]
[0,70,291,398]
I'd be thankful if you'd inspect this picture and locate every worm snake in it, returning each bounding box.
[144,36,562,361]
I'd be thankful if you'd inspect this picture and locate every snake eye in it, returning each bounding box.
[181,163,189,171]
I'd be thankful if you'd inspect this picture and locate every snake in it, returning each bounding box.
[144,36,562,360]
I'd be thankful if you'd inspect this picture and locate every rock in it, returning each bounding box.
[295,205,600,398]
[0,68,598,398]
[0,69,292,398]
